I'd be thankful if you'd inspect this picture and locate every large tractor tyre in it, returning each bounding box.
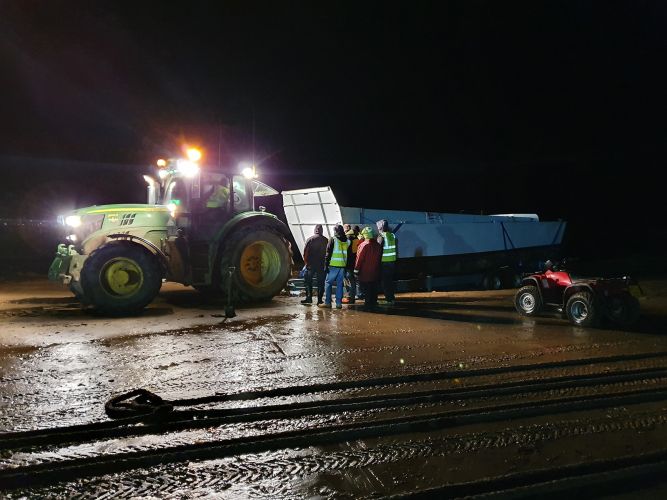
[80,243,162,316]
[565,291,600,327]
[220,226,292,302]
[605,293,640,327]
[514,285,542,316]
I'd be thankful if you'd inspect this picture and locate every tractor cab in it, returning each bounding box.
[146,158,278,243]
[142,155,285,287]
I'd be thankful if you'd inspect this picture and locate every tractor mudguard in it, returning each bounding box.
[105,233,169,273]
[208,212,291,268]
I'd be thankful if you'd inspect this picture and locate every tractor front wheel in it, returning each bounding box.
[81,243,162,316]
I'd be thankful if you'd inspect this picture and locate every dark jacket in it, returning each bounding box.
[346,235,358,269]
[303,234,328,269]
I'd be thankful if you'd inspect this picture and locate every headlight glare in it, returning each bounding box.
[65,215,82,228]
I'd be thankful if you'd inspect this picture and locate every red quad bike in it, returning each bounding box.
[514,260,643,327]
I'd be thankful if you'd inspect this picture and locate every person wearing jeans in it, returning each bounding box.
[321,224,349,309]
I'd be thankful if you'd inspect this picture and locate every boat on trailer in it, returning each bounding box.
[281,186,566,291]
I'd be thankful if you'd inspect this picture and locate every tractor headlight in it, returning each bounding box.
[61,214,104,245]
[65,215,82,228]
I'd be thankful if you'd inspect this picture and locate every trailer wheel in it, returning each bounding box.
[220,226,292,302]
[482,272,503,290]
[566,291,600,327]
[514,286,542,316]
[605,293,640,327]
[81,243,162,316]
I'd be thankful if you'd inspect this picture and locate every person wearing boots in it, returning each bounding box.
[320,224,349,309]
[376,219,397,305]
[354,226,382,310]
[301,224,328,305]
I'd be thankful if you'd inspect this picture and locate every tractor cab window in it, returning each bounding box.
[202,173,230,210]
[163,179,188,211]
[232,175,251,212]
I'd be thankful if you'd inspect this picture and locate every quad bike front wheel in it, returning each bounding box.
[566,291,600,327]
[514,285,542,316]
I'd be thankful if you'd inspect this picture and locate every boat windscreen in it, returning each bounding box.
[252,180,279,197]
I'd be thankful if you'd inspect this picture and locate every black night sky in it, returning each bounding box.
[1,1,665,267]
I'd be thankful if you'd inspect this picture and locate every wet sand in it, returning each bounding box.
[1,278,666,497]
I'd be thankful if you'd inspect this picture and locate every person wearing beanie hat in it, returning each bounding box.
[301,224,328,305]
[354,226,382,310]
[320,224,350,309]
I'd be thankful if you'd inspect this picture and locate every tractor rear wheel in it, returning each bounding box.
[514,285,542,316]
[566,291,600,327]
[81,243,162,316]
[220,226,292,302]
[605,293,640,327]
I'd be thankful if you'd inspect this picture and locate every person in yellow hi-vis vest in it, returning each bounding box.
[320,224,350,309]
[376,219,397,305]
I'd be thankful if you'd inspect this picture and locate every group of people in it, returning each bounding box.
[300,220,397,310]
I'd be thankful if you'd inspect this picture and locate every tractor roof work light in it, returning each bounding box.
[176,159,200,178]
[240,162,258,179]
[186,148,202,162]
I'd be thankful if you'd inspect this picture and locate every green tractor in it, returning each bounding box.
[48,152,293,315]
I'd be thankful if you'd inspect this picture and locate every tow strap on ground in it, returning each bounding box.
[104,388,174,419]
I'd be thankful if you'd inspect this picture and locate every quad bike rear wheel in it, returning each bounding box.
[605,292,640,327]
[566,291,600,327]
[514,285,542,316]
